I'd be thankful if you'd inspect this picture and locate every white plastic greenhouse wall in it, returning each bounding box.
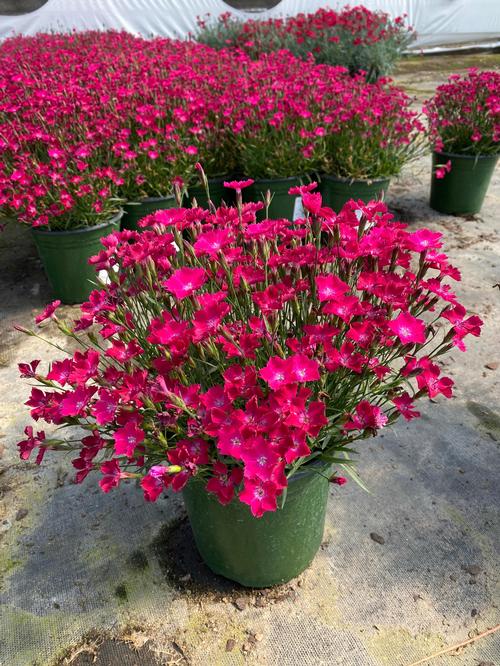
[0,0,499,49]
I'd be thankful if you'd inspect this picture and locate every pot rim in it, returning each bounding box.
[433,150,500,161]
[320,173,391,185]
[251,175,308,184]
[125,195,174,206]
[31,210,123,236]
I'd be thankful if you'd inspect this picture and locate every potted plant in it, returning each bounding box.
[117,125,196,230]
[317,74,426,211]
[196,6,415,82]
[17,184,481,587]
[232,53,320,220]
[0,129,122,304]
[424,69,500,215]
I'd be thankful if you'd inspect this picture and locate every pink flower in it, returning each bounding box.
[193,230,232,258]
[330,476,347,485]
[435,160,451,179]
[18,359,40,378]
[35,300,61,325]
[416,362,454,398]
[46,358,73,385]
[140,465,170,502]
[17,425,45,461]
[206,462,243,504]
[344,401,388,432]
[289,354,321,383]
[163,267,206,299]
[259,356,290,390]
[147,312,191,350]
[388,312,426,345]
[239,477,281,517]
[286,400,327,437]
[99,459,124,493]
[92,389,118,425]
[193,301,230,341]
[69,350,100,385]
[223,179,254,191]
[316,274,350,301]
[392,392,420,421]
[114,420,145,457]
[240,438,282,482]
[59,385,96,417]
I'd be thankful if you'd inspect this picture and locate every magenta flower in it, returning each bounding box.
[240,438,281,482]
[99,460,124,493]
[141,465,170,502]
[163,267,207,300]
[392,392,420,421]
[60,386,96,417]
[46,359,73,385]
[344,401,388,432]
[193,230,232,258]
[239,477,280,517]
[388,312,426,345]
[18,359,40,379]
[114,420,145,457]
[92,389,118,425]
[35,300,61,325]
[17,425,45,461]
[223,179,254,191]
[259,356,291,390]
[316,274,350,301]
[206,462,243,505]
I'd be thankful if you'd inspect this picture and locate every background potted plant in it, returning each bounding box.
[316,73,426,211]
[233,53,322,220]
[196,6,415,82]
[17,185,481,587]
[424,69,500,215]
[0,86,122,303]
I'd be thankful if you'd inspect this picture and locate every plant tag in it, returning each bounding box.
[293,196,304,220]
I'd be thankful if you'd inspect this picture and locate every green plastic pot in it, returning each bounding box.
[183,466,330,588]
[121,196,176,231]
[247,176,305,221]
[32,212,122,304]
[430,151,498,215]
[319,174,391,212]
[187,178,234,209]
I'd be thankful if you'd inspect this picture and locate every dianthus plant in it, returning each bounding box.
[18,182,481,516]
[424,69,500,156]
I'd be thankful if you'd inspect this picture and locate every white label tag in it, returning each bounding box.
[293,196,304,220]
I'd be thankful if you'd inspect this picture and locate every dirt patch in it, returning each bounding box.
[396,52,500,76]
[151,515,300,607]
[55,633,185,666]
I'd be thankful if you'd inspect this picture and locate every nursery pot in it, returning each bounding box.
[187,178,234,209]
[247,176,305,221]
[319,174,391,212]
[430,151,498,215]
[121,196,176,231]
[32,212,122,305]
[183,466,330,588]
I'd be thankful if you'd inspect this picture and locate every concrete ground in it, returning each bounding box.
[0,55,499,666]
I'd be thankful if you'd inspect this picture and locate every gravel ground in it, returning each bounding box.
[0,54,499,666]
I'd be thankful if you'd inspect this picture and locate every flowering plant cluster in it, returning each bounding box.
[316,72,426,180]
[197,6,415,81]
[424,69,500,156]
[0,33,239,228]
[0,31,425,227]
[18,183,481,516]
